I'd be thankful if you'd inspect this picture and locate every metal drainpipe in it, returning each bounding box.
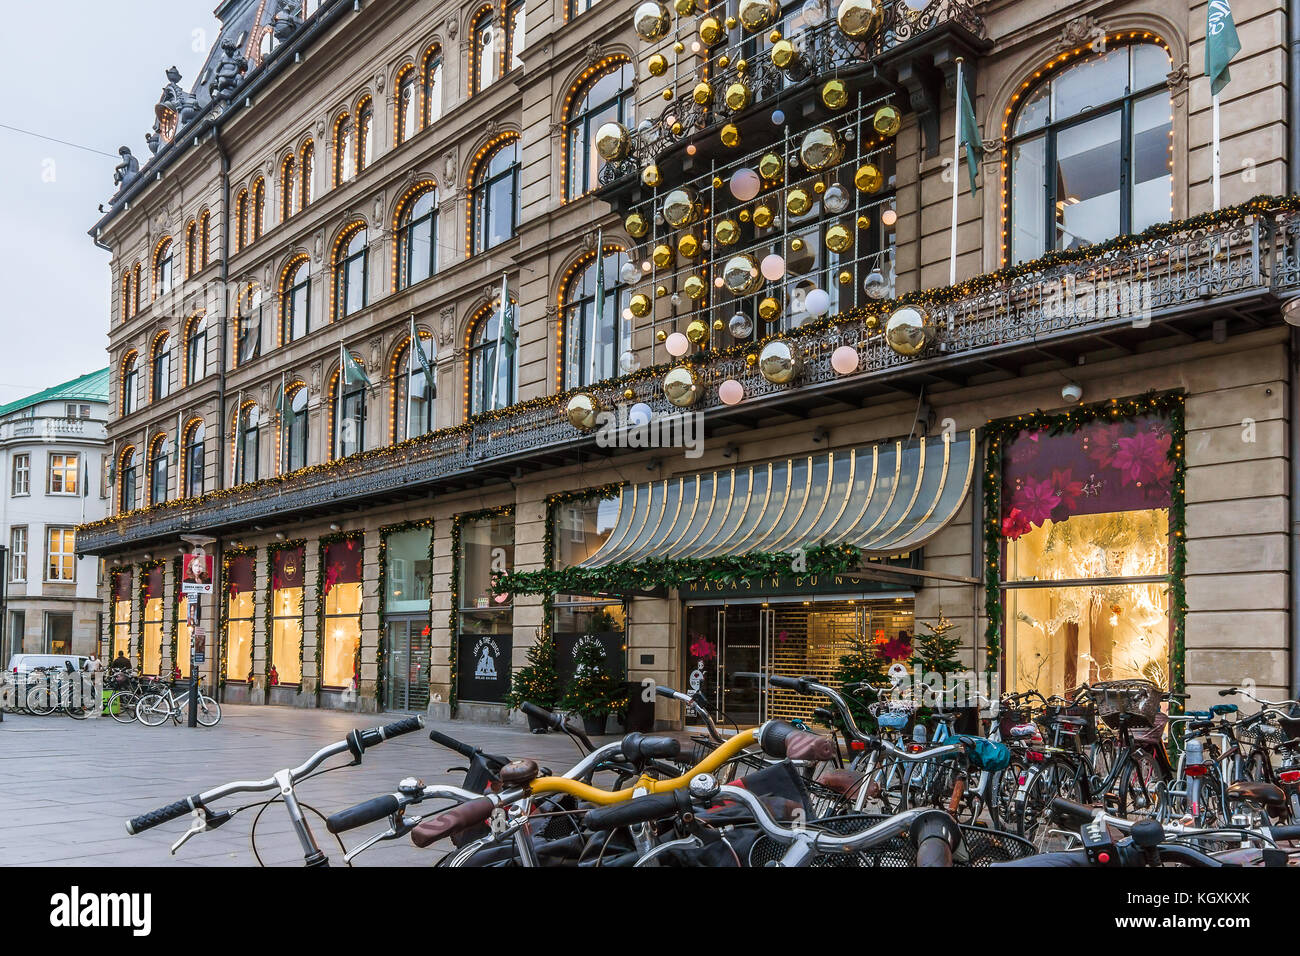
[1289,0,1300,697]
[214,126,231,493]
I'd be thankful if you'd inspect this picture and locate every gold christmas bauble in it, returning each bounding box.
[713,176,724,189]
[735,58,748,72]
[656,329,668,342]
[854,163,884,193]
[726,16,737,28]
[821,78,849,110]
[720,124,741,148]
[825,223,853,253]
[686,318,709,343]
[759,339,802,384]
[566,393,602,431]
[652,244,674,268]
[671,122,683,135]
[678,234,700,259]
[839,270,853,285]
[693,81,714,105]
[674,41,685,53]
[595,122,631,162]
[873,105,902,137]
[771,39,798,70]
[629,292,652,318]
[625,212,649,237]
[864,314,880,330]
[662,89,674,101]
[656,285,668,297]
[663,366,700,407]
[800,127,844,170]
[713,319,725,331]
[662,187,700,227]
[857,214,871,229]
[790,237,805,252]
[647,54,668,77]
[752,204,774,228]
[683,275,707,299]
[725,81,752,112]
[758,295,782,321]
[723,255,760,294]
[624,388,636,400]
[885,306,935,356]
[814,181,826,194]
[835,0,883,38]
[673,0,695,13]
[699,16,723,44]
[769,29,782,42]
[786,187,812,217]
[758,152,784,180]
[714,218,740,246]
[633,1,671,41]
[718,54,731,68]
[738,0,779,32]
[641,164,662,187]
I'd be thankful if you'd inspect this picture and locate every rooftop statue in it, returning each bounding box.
[209,38,249,101]
[160,66,202,127]
[113,147,141,190]
[271,0,304,41]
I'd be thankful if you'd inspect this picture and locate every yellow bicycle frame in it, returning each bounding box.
[528,729,759,806]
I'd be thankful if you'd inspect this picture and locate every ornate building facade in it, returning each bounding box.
[80,0,1299,723]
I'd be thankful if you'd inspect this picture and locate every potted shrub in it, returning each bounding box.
[505,631,560,734]
[561,640,620,737]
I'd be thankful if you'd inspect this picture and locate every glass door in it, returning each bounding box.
[384,617,430,712]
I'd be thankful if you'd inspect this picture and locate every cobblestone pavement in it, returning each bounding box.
[0,705,599,867]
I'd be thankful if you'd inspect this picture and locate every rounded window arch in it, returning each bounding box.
[393,330,437,441]
[120,351,140,416]
[121,267,134,322]
[561,246,630,388]
[466,296,517,417]
[184,219,199,278]
[234,188,250,251]
[133,262,143,315]
[331,223,369,320]
[237,283,264,365]
[395,182,439,290]
[280,153,298,222]
[147,433,171,506]
[355,96,375,174]
[118,446,141,513]
[469,135,521,256]
[150,331,172,401]
[300,140,316,208]
[250,177,267,243]
[333,111,353,186]
[469,5,498,96]
[234,401,263,484]
[184,314,209,384]
[182,419,206,497]
[396,63,419,146]
[422,44,444,126]
[280,381,310,472]
[1006,40,1172,265]
[280,255,312,344]
[565,59,635,200]
[153,237,175,298]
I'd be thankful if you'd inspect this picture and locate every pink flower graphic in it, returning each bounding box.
[1015,477,1060,526]
[688,637,716,660]
[1001,506,1032,540]
[1050,468,1083,512]
[1112,431,1171,486]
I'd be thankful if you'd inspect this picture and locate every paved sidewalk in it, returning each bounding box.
[0,705,597,867]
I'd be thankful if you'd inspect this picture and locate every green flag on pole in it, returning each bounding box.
[958,72,983,195]
[413,332,436,395]
[341,347,371,388]
[1206,0,1241,97]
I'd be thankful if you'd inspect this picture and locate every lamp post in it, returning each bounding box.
[180,534,216,728]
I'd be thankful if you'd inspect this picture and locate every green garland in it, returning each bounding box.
[980,391,1187,700]
[136,560,164,673]
[170,556,183,676]
[218,546,256,693]
[316,530,364,704]
[449,505,514,717]
[377,518,436,709]
[264,539,306,693]
[496,543,865,596]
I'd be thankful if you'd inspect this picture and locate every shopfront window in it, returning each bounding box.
[385,527,432,613]
[142,565,164,676]
[176,592,191,679]
[111,570,132,657]
[225,553,256,683]
[321,538,363,690]
[457,512,514,704]
[271,546,305,685]
[999,412,1174,696]
[551,492,626,684]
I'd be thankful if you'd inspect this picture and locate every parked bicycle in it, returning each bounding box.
[136,677,222,727]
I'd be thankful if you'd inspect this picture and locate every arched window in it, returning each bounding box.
[1008,42,1172,265]
[394,332,436,441]
[281,257,311,344]
[333,224,368,319]
[283,384,309,472]
[356,97,374,174]
[334,113,353,186]
[133,263,143,315]
[148,435,170,505]
[122,269,133,322]
[333,360,367,458]
[423,46,444,126]
[563,248,629,387]
[121,352,139,415]
[396,66,418,146]
[154,238,175,298]
[236,404,262,484]
[235,189,249,251]
[119,447,140,513]
[238,285,264,365]
[470,137,520,255]
[186,315,208,384]
[183,421,206,497]
[506,0,527,72]
[151,333,171,401]
[467,297,517,416]
[185,220,198,278]
[397,184,438,290]
[198,210,211,269]
[250,178,267,242]
[470,7,498,95]
[280,154,297,222]
[300,141,315,208]
[566,60,634,199]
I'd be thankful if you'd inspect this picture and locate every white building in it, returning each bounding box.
[0,369,109,661]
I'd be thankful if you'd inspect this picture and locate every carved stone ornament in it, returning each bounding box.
[443,149,458,188]
[310,361,322,394]
[445,14,458,40]
[439,306,456,347]
[1057,15,1105,53]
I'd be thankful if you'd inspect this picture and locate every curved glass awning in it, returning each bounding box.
[581,429,977,568]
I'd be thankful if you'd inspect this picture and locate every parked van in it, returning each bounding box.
[7,654,90,674]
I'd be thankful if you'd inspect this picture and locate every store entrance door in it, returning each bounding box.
[683,603,766,726]
[384,616,430,712]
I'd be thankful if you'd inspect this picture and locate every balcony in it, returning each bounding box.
[76,204,1297,554]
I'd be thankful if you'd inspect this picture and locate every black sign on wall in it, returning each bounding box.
[554,631,627,687]
[456,631,512,704]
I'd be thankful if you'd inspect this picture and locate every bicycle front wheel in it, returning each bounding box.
[26,684,55,716]
[196,696,222,727]
[136,694,171,726]
[108,691,139,724]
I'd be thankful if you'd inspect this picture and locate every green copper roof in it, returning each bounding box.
[0,368,110,419]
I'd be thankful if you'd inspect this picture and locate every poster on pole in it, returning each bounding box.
[181,553,214,596]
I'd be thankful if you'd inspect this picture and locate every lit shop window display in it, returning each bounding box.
[111,570,132,657]
[321,538,364,689]
[271,546,305,685]
[1000,413,1174,696]
[141,564,164,676]
[224,553,256,682]
[176,592,192,679]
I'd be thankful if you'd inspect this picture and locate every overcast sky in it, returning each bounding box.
[0,1,215,406]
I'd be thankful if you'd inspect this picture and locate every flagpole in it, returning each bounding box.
[1212,93,1222,210]
[949,57,963,287]
[590,229,603,385]
[278,370,286,473]
[336,342,344,459]
[407,314,415,440]
[234,390,244,485]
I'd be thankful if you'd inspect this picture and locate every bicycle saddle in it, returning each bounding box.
[1226,781,1287,808]
[616,732,681,765]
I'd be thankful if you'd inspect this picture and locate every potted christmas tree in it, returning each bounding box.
[560,640,620,737]
[505,631,560,733]
[911,610,969,730]
[832,631,895,735]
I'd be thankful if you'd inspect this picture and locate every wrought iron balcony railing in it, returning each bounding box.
[76,204,1296,554]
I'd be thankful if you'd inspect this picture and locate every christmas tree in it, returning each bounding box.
[560,640,625,719]
[912,610,964,708]
[832,636,891,732]
[505,630,560,710]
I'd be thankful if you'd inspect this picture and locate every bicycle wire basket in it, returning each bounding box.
[746,813,1037,867]
[1092,679,1162,729]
